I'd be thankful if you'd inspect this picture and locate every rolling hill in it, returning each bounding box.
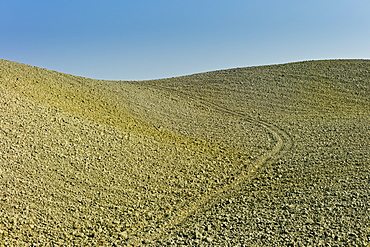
[0,59,369,246]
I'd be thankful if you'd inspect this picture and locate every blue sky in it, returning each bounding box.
[1,0,370,80]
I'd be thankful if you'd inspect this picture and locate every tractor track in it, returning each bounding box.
[135,84,293,243]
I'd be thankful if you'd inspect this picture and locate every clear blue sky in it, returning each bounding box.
[1,0,370,80]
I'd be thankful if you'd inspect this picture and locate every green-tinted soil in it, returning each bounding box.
[0,59,369,246]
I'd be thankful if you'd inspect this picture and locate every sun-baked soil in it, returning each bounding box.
[0,59,369,246]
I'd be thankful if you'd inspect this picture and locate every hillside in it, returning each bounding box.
[0,59,369,246]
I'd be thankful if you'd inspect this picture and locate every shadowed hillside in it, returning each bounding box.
[0,59,369,246]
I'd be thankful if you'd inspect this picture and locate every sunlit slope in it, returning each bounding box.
[1,59,369,245]
[0,59,266,245]
[147,60,370,245]
[148,60,369,119]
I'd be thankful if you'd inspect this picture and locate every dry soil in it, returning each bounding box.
[0,59,369,246]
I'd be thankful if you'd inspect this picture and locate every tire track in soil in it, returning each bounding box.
[136,85,292,243]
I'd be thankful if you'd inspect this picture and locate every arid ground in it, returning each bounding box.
[0,59,369,246]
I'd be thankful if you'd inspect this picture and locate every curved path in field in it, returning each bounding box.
[142,85,293,243]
